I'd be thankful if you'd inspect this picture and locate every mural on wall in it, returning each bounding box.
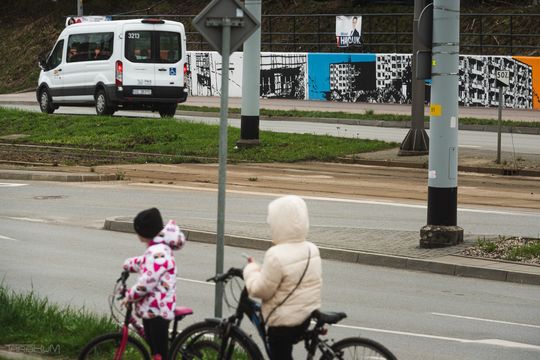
[186,51,244,97]
[186,51,539,110]
[260,53,307,99]
[459,56,532,109]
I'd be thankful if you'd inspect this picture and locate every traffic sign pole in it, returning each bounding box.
[497,85,504,164]
[215,19,232,318]
[193,0,260,318]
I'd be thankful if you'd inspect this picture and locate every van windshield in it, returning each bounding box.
[125,31,181,64]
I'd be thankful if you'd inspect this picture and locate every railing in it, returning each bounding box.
[116,13,540,55]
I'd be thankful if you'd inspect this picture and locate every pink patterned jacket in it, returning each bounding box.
[123,220,186,320]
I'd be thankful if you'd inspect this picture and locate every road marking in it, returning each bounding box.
[334,323,540,350]
[459,145,482,149]
[177,277,214,286]
[0,183,27,187]
[5,216,48,223]
[432,312,540,329]
[0,234,17,241]
[131,183,540,218]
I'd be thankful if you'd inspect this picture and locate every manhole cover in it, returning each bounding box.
[33,195,66,200]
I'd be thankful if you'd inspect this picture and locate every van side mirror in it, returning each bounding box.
[38,58,48,71]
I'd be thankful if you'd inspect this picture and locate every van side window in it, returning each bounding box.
[47,40,64,70]
[67,32,113,63]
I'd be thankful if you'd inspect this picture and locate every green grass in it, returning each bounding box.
[0,107,397,164]
[178,104,540,129]
[0,284,117,359]
[505,240,540,261]
[477,238,498,253]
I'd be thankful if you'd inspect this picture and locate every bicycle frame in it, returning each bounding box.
[209,268,338,360]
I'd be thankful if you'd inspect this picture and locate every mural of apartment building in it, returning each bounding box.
[328,60,376,102]
[260,53,307,99]
[459,56,532,109]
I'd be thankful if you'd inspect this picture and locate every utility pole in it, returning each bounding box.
[398,0,430,156]
[420,0,463,248]
[77,0,83,16]
[237,0,262,148]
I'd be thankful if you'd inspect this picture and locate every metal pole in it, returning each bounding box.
[398,0,430,156]
[238,0,262,148]
[77,0,83,16]
[496,85,503,164]
[215,19,232,318]
[420,0,463,248]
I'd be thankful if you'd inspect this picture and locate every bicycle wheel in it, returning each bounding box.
[322,337,397,360]
[78,332,150,360]
[170,321,263,360]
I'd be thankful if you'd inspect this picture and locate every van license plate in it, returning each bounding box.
[133,89,152,95]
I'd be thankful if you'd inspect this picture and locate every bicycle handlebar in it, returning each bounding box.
[206,267,244,283]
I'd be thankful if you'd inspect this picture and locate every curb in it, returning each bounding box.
[338,158,540,177]
[175,110,540,135]
[0,169,117,182]
[104,217,540,286]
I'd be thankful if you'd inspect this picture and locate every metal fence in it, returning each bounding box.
[118,13,540,55]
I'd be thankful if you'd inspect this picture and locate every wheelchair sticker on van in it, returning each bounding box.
[169,67,176,76]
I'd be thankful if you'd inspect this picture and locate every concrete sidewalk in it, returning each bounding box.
[103,216,540,286]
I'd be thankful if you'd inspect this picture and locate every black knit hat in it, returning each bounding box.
[133,207,164,239]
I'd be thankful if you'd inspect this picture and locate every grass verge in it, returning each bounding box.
[0,107,397,164]
[0,284,116,359]
[178,104,540,129]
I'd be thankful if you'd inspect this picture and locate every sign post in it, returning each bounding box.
[495,70,509,164]
[193,0,259,318]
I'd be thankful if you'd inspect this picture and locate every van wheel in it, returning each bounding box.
[159,104,177,118]
[39,88,55,114]
[95,89,115,116]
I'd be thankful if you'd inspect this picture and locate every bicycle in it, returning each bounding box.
[168,267,397,360]
[78,270,206,360]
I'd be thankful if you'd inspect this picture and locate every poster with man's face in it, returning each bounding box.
[336,15,362,48]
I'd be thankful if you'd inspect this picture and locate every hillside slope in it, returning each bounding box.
[0,0,538,94]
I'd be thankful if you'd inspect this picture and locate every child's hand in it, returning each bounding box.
[120,298,129,308]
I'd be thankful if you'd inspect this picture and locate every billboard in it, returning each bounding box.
[336,16,362,48]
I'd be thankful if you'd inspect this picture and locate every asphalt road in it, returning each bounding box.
[1,213,539,360]
[1,180,539,239]
[2,104,539,155]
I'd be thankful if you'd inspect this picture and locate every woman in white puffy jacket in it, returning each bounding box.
[243,195,322,360]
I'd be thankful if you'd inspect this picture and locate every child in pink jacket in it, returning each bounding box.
[123,207,186,360]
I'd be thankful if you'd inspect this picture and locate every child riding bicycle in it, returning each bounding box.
[243,195,322,360]
[122,207,186,360]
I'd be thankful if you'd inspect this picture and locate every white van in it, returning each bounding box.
[37,18,188,117]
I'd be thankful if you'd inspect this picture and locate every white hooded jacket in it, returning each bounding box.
[243,195,322,327]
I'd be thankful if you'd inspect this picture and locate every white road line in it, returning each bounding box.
[0,183,27,187]
[131,183,540,217]
[5,217,48,223]
[333,323,540,350]
[177,277,214,286]
[432,312,540,329]
[0,234,17,241]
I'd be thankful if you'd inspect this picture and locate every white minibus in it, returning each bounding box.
[37,18,188,117]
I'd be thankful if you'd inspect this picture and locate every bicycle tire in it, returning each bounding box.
[322,337,397,360]
[78,332,150,360]
[170,320,264,360]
